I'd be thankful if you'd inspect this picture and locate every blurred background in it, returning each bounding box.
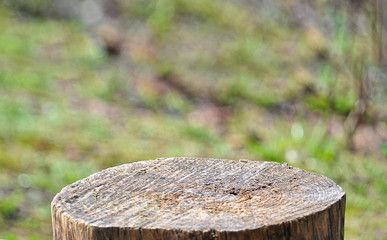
[0,0,386,239]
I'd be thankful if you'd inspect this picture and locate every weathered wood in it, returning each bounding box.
[52,157,346,240]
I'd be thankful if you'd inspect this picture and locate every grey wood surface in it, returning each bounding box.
[52,157,346,239]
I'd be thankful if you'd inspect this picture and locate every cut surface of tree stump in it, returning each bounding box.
[51,157,346,240]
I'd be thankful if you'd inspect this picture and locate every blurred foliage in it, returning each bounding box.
[0,0,387,239]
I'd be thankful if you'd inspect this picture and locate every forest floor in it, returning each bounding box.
[0,1,387,239]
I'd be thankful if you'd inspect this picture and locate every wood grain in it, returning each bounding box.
[52,157,346,239]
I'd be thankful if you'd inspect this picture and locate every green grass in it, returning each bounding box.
[0,1,386,239]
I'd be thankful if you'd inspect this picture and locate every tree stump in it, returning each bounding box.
[51,157,346,240]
